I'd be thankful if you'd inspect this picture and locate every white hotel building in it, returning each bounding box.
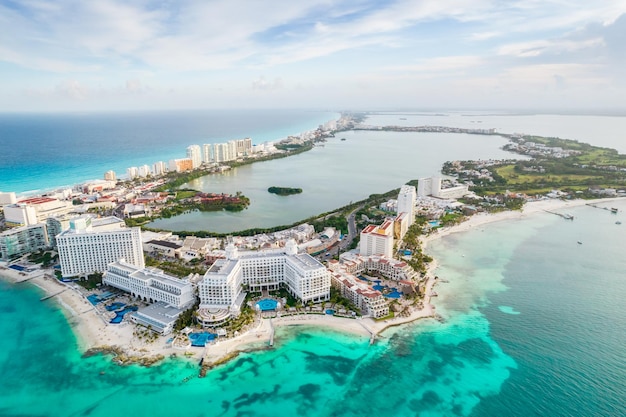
[56,216,144,277]
[360,219,394,259]
[198,239,330,321]
[104,260,195,309]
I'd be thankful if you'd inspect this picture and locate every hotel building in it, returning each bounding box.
[330,270,389,319]
[168,158,194,173]
[359,219,394,259]
[186,145,202,169]
[104,260,195,309]
[152,161,167,176]
[0,224,48,261]
[198,239,330,322]
[56,216,144,277]
[397,185,416,226]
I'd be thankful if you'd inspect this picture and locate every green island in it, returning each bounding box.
[267,186,303,196]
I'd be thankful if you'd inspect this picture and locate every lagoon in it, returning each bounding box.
[149,130,523,233]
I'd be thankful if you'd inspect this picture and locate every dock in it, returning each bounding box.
[357,321,376,345]
[40,289,66,301]
[268,319,275,346]
[586,203,619,213]
[544,210,574,220]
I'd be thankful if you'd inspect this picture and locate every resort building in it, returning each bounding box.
[143,239,182,259]
[330,271,389,319]
[331,252,419,282]
[127,166,139,180]
[198,239,330,323]
[138,165,151,178]
[104,260,195,309]
[152,161,167,176]
[0,192,17,206]
[397,185,416,226]
[359,219,394,259]
[4,197,73,226]
[129,301,186,335]
[186,145,202,169]
[0,223,48,261]
[418,177,469,199]
[104,170,116,181]
[168,158,193,173]
[202,144,213,164]
[4,204,38,227]
[56,216,144,277]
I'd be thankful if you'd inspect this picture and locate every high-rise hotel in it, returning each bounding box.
[198,239,330,320]
[56,216,144,277]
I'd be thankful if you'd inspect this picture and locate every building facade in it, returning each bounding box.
[359,219,394,258]
[0,224,48,261]
[104,260,195,309]
[186,145,202,168]
[198,240,330,317]
[56,217,144,277]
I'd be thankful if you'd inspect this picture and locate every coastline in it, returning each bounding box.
[1,196,622,371]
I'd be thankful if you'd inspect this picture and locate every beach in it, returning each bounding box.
[1,196,622,369]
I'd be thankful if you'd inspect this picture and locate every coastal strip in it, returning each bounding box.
[1,196,622,370]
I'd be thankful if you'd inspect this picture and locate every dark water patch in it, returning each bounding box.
[297,383,321,402]
[301,351,356,385]
[220,400,230,414]
[457,338,493,365]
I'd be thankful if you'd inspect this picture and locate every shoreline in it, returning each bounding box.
[1,196,623,371]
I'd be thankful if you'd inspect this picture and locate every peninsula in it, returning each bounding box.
[1,114,625,374]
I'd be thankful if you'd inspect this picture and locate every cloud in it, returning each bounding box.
[252,76,284,91]
[55,79,89,100]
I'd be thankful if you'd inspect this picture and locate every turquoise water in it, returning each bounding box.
[3,200,624,416]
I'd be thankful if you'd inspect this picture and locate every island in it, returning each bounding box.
[267,186,303,196]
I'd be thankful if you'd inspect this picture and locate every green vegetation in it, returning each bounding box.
[467,134,626,196]
[400,221,433,275]
[173,299,200,332]
[75,273,103,290]
[268,186,303,196]
[145,257,207,277]
[27,250,56,267]
[329,287,359,314]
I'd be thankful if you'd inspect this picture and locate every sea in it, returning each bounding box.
[1,110,626,416]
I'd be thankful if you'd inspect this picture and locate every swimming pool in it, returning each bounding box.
[256,299,278,311]
[189,332,217,347]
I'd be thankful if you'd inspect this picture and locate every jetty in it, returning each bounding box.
[40,289,66,301]
[357,320,376,345]
[543,210,574,220]
[268,319,275,347]
[586,203,619,214]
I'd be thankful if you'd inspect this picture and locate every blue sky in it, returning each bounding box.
[1,0,625,112]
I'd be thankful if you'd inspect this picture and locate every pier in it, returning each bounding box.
[268,319,275,346]
[40,289,66,301]
[586,203,618,213]
[357,320,376,345]
[543,210,574,220]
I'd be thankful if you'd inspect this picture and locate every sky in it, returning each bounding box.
[1,0,626,112]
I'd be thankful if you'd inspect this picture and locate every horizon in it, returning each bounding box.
[1,1,626,112]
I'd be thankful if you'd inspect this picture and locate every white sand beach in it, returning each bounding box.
[1,196,622,368]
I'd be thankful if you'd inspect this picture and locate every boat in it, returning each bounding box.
[616,221,622,225]
[611,208,618,213]
[577,241,583,245]
[340,138,346,141]
[431,291,438,297]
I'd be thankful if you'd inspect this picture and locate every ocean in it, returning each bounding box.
[2,200,624,416]
[1,111,625,416]
[0,109,337,194]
